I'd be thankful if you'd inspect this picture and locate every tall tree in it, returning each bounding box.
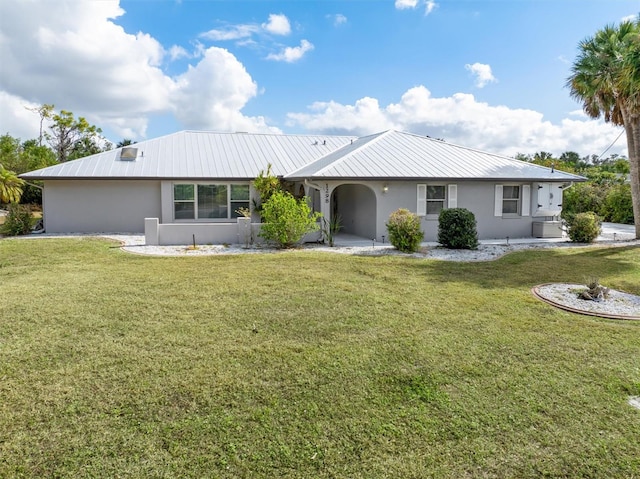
[0,164,25,204]
[26,104,54,147]
[45,110,102,163]
[567,18,640,238]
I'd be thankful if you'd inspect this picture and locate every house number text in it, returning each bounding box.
[324,184,330,204]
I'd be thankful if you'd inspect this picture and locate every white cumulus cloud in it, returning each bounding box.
[262,14,291,36]
[287,86,627,157]
[465,63,498,88]
[266,39,314,63]
[0,0,280,140]
[171,47,279,133]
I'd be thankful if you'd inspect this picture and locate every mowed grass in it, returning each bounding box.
[0,238,639,478]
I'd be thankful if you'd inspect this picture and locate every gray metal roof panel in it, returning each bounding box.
[286,130,585,182]
[21,129,585,183]
[21,131,354,180]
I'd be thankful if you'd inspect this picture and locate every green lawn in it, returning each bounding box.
[1,238,639,478]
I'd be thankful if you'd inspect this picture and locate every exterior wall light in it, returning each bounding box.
[382,184,389,193]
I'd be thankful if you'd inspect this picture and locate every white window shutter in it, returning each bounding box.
[448,184,457,208]
[417,184,426,216]
[494,185,503,217]
[521,184,530,216]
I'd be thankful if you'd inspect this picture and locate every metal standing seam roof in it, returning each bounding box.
[20,129,586,183]
[286,130,585,182]
[20,131,355,180]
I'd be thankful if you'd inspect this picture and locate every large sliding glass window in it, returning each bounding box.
[198,185,228,218]
[173,183,250,220]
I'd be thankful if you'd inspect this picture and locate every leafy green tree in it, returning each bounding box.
[69,135,108,161]
[258,191,321,248]
[568,18,640,238]
[561,183,605,224]
[0,164,25,204]
[20,139,57,172]
[26,104,54,146]
[603,184,634,224]
[45,109,103,162]
[0,135,58,175]
[559,151,586,171]
[0,134,22,173]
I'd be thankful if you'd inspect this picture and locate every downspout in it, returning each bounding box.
[557,181,574,226]
[23,181,44,190]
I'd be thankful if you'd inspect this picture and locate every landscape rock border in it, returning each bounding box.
[532,283,640,320]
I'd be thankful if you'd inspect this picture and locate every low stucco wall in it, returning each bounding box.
[43,180,161,233]
[145,218,322,246]
[158,221,261,246]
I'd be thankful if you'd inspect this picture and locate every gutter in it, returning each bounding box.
[304,179,323,191]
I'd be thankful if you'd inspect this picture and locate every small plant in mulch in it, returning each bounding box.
[578,277,610,302]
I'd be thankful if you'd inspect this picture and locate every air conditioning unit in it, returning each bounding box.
[120,147,138,161]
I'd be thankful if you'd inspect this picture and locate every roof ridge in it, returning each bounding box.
[311,130,393,176]
[182,130,353,139]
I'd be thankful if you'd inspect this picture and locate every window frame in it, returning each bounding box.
[426,184,446,217]
[501,184,521,216]
[418,183,456,218]
[173,182,250,221]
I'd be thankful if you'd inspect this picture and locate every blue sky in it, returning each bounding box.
[0,0,637,157]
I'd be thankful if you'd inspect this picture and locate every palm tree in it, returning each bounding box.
[567,18,640,238]
[0,164,25,204]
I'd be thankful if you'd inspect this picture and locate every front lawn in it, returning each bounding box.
[1,238,639,478]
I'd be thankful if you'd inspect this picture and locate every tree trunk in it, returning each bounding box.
[622,109,640,239]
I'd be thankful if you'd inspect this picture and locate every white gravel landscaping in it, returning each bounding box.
[533,283,640,320]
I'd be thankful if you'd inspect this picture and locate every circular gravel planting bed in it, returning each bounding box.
[532,283,640,320]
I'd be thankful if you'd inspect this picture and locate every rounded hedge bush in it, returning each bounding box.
[437,208,479,250]
[567,211,601,243]
[386,208,424,253]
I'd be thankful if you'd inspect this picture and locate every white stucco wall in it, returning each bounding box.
[43,180,161,233]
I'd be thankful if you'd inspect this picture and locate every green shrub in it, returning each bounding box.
[1,203,32,236]
[602,184,634,224]
[386,208,424,253]
[321,214,342,247]
[561,183,605,224]
[437,208,479,250]
[259,191,321,248]
[252,164,281,217]
[567,212,601,243]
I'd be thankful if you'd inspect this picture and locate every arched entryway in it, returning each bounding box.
[331,184,377,239]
